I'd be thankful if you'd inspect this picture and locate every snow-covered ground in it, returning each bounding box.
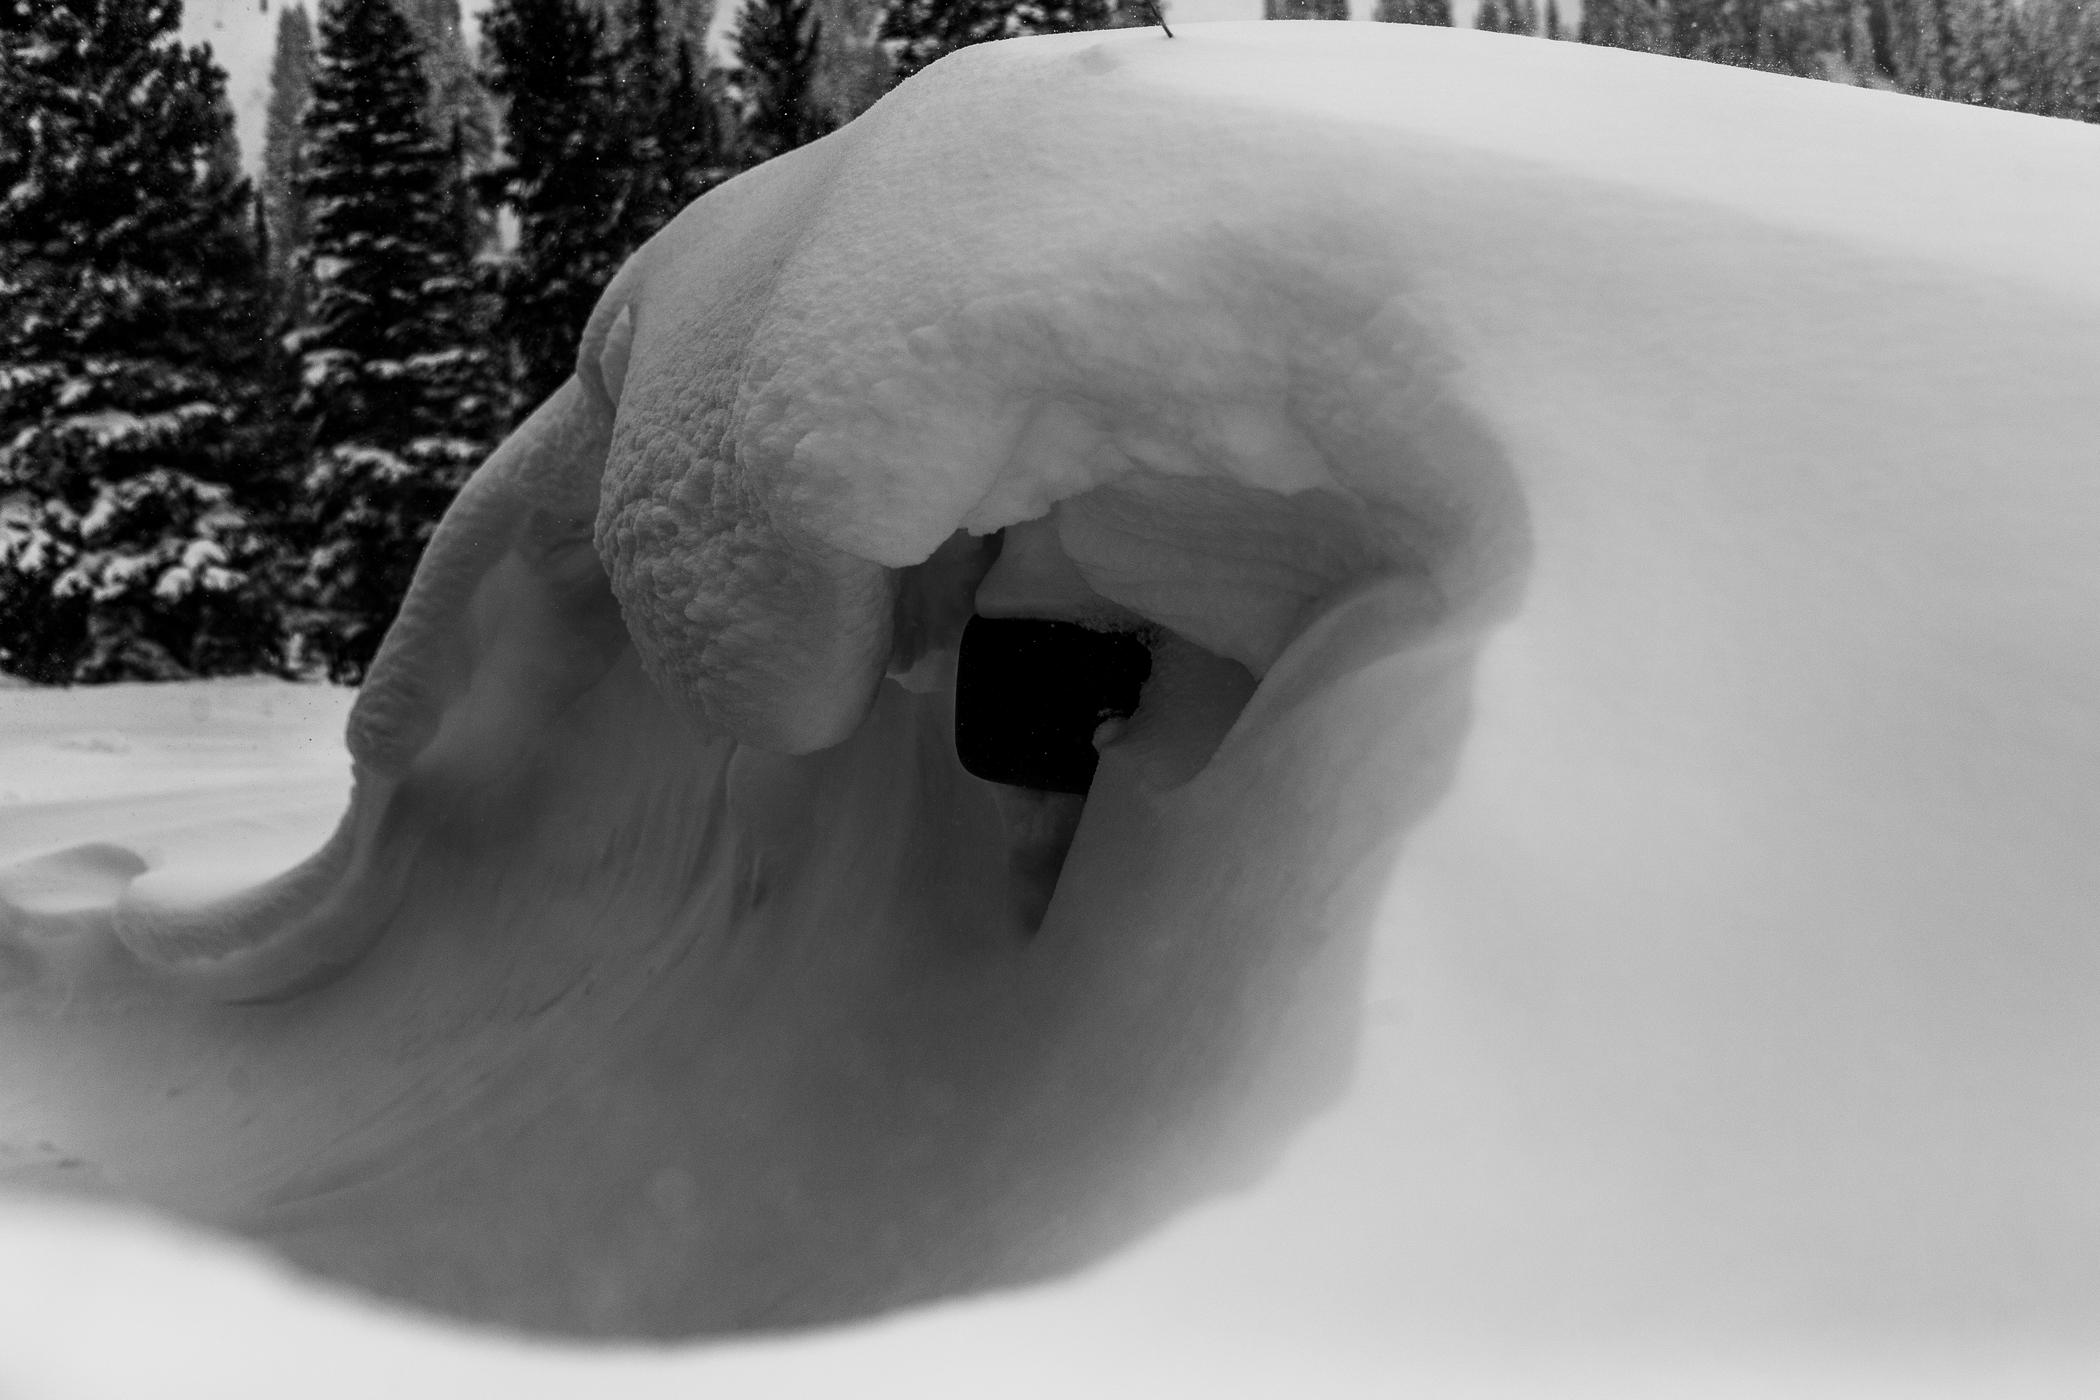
[0,678,352,883]
[7,22,2100,1398]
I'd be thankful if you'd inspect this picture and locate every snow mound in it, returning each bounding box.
[5,24,2100,1363]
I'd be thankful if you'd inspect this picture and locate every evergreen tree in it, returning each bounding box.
[2046,0,2100,122]
[877,0,961,83]
[440,117,483,263]
[615,0,745,235]
[1265,0,1346,16]
[398,0,495,168]
[612,0,680,243]
[1847,0,1896,83]
[1510,0,1539,32]
[734,0,830,163]
[1545,0,1563,37]
[1669,0,1722,58]
[289,0,498,682]
[399,0,496,265]
[667,0,719,53]
[1948,0,2023,108]
[0,0,282,683]
[1015,0,1114,38]
[877,0,1122,88]
[1579,0,1622,41]
[1106,0,1170,26]
[1373,0,1453,23]
[878,0,1012,83]
[1845,0,1885,79]
[1820,0,2100,114]
[1579,0,1669,49]
[2011,0,2087,117]
[589,0,717,50]
[262,5,317,301]
[482,0,628,416]
[661,38,735,206]
[812,0,893,124]
[1474,0,1515,30]
[1814,0,1860,71]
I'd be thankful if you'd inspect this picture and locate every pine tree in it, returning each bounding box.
[878,0,1013,84]
[811,0,893,124]
[1474,0,1515,30]
[1373,0,1454,23]
[877,0,1123,88]
[1902,0,1958,96]
[1579,0,1669,49]
[1106,0,1169,26]
[262,5,317,301]
[1948,0,2023,108]
[398,0,495,168]
[587,0,716,49]
[1849,0,1897,81]
[1674,0,1821,69]
[2050,0,2100,122]
[0,0,282,683]
[1762,0,1840,75]
[2013,0,2086,117]
[259,6,331,549]
[1579,0,1622,41]
[666,0,718,53]
[1670,0,1721,58]
[1266,0,1347,16]
[734,0,830,164]
[482,0,628,417]
[288,0,498,682]
[439,118,484,265]
[614,0,743,236]
[661,38,735,206]
[1545,0,1563,37]
[611,0,680,244]
[1015,0,1114,37]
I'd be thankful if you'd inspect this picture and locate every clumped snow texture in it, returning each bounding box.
[4,22,2100,1392]
[583,44,1520,747]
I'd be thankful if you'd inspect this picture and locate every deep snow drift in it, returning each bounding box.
[6,21,2100,1394]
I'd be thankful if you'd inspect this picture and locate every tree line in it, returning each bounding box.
[1,0,2093,687]
[1387,0,2100,118]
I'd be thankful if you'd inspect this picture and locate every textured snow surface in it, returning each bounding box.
[7,23,2100,1396]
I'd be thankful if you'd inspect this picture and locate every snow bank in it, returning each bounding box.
[5,22,2100,1392]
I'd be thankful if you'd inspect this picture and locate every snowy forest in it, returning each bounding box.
[3,0,2096,688]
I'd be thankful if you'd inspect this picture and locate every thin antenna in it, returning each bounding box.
[1144,0,1174,36]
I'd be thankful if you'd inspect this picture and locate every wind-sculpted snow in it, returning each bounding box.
[5,23,2100,1375]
